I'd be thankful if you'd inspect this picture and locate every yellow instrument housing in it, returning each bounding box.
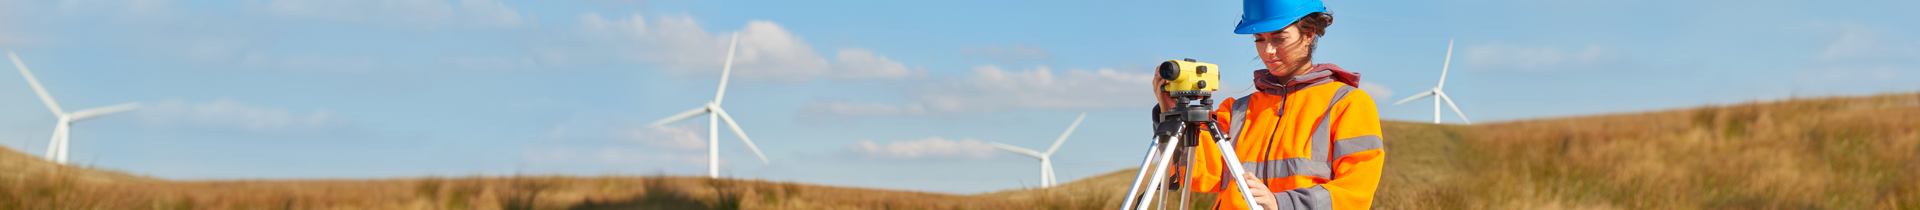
[1159,59,1221,93]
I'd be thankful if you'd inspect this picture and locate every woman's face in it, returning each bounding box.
[1253,25,1315,76]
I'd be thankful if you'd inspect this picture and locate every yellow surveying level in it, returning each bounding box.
[1158,59,1221,94]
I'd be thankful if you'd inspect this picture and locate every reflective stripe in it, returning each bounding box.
[1230,94,1252,141]
[1217,94,1254,192]
[1332,135,1384,161]
[1215,84,1356,193]
[1271,185,1333,210]
[1313,85,1354,179]
[1241,157,1332,179]
[1310,85,1355,162]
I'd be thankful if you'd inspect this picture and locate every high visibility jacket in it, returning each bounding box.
[1185,65,1386,210]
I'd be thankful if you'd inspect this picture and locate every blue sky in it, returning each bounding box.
[0,0,1914,194]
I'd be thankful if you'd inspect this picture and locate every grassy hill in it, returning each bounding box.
[3,93,1917,209]
[985,93,1920,209]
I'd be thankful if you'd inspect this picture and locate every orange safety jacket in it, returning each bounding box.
[1184,64,1386,210]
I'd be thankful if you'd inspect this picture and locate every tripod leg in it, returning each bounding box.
[1120,138,1166,210]
[1215,141,1269,210]
[1135,134,1185,210]
[1181,145,1194,210]
[1205,123,1268,210]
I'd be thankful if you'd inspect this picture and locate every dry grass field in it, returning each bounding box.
[3,93,1917,209]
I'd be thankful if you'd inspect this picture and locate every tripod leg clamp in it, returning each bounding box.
[1154,121,1182,137]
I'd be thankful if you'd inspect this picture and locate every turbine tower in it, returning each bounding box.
[647,33,770,178]
[1391,40,1472,124]
[988,112,1086,187]
[9,51,142,164]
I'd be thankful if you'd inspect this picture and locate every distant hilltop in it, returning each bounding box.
[0,144,154,184]
[3,92,1917,209]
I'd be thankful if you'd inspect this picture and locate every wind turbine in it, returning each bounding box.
[988,112,1086,187]
[1391,40,1472,124]
[647,33,769,178]
[9,51,142,165]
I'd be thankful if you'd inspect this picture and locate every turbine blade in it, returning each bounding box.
[714,33,740,105]
[1043,112,1085,155]
[10,51,65,115]
[709,107,768,164]
[1438,39,1454,88]
[1391,91,1435,106]
[1436,91,1472,124]
[649,106,711,127]
[69,103,141,122]
[987,142,1045,158]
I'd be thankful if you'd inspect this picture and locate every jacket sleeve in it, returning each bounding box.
[1320,90,1386,210]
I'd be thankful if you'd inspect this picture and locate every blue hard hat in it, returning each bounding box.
[1234,0,1327,34]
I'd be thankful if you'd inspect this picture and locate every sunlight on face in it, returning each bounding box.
[1252,25,1315,77]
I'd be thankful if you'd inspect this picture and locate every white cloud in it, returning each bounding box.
[445,56,541,71]
[53,0,182,16]
[562,13,919,82]
[833,48,926,80]
[914,65,1153,112]
[0,0,30,47]
[1819,23,1920,62]
[250,0,530,28]
[798,100,930,122]
[961,44,1053,63]
[530,110,720,169]
[798,64,1154,121]
[846,136,998,160]
[10,1,922,79]
[1796,22,1919,86]
[1358,81,1393,103]
[1465,43,1620,70]
[628,124,706,151]
[1,0,205,48]
[237,53,384,73]
[137,99,346,132]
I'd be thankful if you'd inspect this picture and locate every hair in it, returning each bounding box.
[1294,12,1334,39]
[1293,12,1332,72]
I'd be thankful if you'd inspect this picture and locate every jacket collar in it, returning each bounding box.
[1253,63,1361,96]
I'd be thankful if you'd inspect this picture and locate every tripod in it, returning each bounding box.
[1120,91,1267,210]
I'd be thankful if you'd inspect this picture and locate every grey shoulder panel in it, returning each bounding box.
[1229,94,1254,141]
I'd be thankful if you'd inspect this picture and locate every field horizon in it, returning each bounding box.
[5,92,1918,209]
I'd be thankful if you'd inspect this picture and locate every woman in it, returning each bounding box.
[1151,0,1386,209]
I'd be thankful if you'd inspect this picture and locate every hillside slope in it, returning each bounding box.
[1381,93,1920,209]
[988,93,1920,209]
[4,93,1917,209]
[0,143,154,183]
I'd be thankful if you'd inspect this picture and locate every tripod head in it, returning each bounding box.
[1159,90,1215,123]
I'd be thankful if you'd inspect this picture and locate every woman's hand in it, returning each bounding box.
[1243,172,1280,210]
[1152,76,1176,112]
